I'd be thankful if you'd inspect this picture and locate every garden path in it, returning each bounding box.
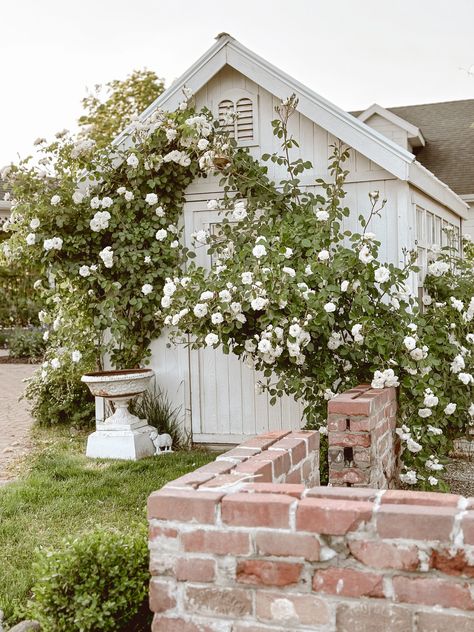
[0,362,38,483]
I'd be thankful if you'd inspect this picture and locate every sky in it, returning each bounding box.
[1,0,473,166]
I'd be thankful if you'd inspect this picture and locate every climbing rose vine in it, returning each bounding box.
[159,96,474,490]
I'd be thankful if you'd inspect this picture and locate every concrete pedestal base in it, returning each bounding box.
[86,421,156,460]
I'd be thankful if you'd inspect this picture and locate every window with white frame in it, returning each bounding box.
[217,90,258,146]
[415,205,460,292]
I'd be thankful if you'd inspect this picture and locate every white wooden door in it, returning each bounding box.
[184,199,305,444]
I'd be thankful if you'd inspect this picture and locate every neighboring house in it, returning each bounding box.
[111,33,471,445]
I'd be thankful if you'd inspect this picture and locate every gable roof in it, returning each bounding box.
[113,34,468,218]
[388,100,474,197]
[358,103,425,148]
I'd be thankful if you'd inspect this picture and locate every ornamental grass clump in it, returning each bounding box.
[27,526,150,632]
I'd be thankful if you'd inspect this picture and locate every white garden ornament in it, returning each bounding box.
[81,369,172,460]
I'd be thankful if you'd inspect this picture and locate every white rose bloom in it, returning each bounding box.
[318,249,330,262]
[340,280,349,292]
[211,312,224,324]
[79,265,90,277]
[219,290,232,303]
[71,350,82,363]
[233,201,247,221]
[144,255,151,264]
[451,354,465,374]
[166,128,178,142]
[205,333,219,347]
[374,266,390,283]
[207,199,219,210]
[358,244,373,264]
[305,265,313,276]
[170,240,179,249]
[324,302,336,313]
[282,266,296,277]
[155,206,165,217]
[30,218,40,229]
[90,210,111,232]
[399,470,417,485]
[426,457,444,471]
[127,154,139,168]
[252,244,267,259]
[99,246,114,268]
[418,408,432,418]
[427,260,449,277]
[423,390,439,408]
[251,297,268,311]
[289,323,301,338]
[197,138,209,151]
[316,210,329,221]
[427,425,443,435]
[200,291,214,301]
[145,193,158,206]
[244,339,257,353]
[444,403,457,415]
[156,229,167,241]
[101,197,113,209]
[124,191,134,202]
[163,281,177,296]
[51,358,61,369]
[469,403,474,417]
[26,233,36,245]
[466,334,474,344]
[72,191,84,205]
[450,297,464,312]
[258,339,272,354]
[161,295,171,308]
[428,476,438,486]
[407,323,417,332]
[284,248,293,259]
[241,272,253,285]
[407,437,423,452]
[117,186,126,195]
[194,230,208,244]
[141,283,153,295]
[43,330,49,341]
[410,348,424,361]
[51,195,61,206]
[459,372,474,385]
[193,303,208,318]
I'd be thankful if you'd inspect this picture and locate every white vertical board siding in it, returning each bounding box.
[183,199,305,444]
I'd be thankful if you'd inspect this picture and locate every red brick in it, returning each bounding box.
[328,414,349,432]
[256,590,330,626]
[381,489,460,507]
[233,625,288,632]
[329,432,371,448]
[149,578,176,613]
[313,567,384,598]
[149,525,179,540]
[147,489,224,523]
[349,416,376,432]
[174,557,216,582]
[376,504,456,541]
[416,611,474,632]
[392,575,474,610]
[286,430,319,453]
[216,446,261,462]
[198,474,249,489]
[336,602,413,632]
[152,616,220,632]
[285,467,302,484]
[239,431,291,450]
[252,450,291,478]
[256,531,320,561]
[181,529,252,556]
[329,468,369,485]
[184,585,252,617]
[269,437,307,465]
[461,511,474,545]
[349,540,419,571]
[306,486,379,502]
[222,492,294,528]
[193,461,235,476]
[164,471,215,489]
[233,459,273,482]
[296,498,373,535]
[236,559,302,586]
[242,482,305,498]
[430,548,474,577]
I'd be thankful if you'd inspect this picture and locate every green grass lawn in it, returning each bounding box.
[0,427,215,624]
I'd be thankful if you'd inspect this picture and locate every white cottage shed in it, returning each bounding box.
[112,34,468,446]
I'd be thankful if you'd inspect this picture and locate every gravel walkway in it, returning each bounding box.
[444,457,474,497]
[0,361,38,483]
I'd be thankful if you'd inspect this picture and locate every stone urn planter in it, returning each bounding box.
[81,368,156,460]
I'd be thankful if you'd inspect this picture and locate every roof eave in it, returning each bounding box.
[409,162,469,219]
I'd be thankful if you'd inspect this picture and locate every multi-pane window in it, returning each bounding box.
[415,205,460,290]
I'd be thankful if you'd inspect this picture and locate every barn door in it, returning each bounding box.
[184,199,304,444]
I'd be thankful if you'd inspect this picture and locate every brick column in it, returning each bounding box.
[327,385,399,488]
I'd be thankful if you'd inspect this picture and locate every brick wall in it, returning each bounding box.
[328,385,399,488]
[148,431,474,631]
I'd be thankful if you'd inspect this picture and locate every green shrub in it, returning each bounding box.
[8,327,46,359]
[28,526,150,632]
[25,367,95,428]
[0,328,13,348]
